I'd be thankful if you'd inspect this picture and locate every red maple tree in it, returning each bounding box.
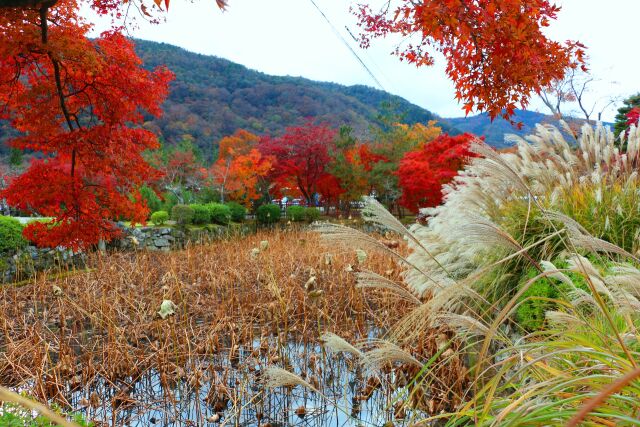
[355,0,586,121]
[0,1,172,249]
[259,122,338,205]
[626,107,640,131]
[398,133,477,212]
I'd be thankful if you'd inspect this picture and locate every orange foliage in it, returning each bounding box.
[212,130,272,206]
[218,129,260,161]
[224,149,273,207]
[355,0,586,122]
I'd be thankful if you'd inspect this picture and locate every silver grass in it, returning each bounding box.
[319,332,363,357]
[314,221,442,291]
[605,265,640,296]
[566,254,600,278]
[610,288,640,315]
[569,233,637,260]
[431,312,490,337]
[543,211,589,236]
[469,140,531,195]
[361,196,411,238]
[263,366,318,392]
[545,311,583,328]
[540,260,575,288]
[399,123,640,306]
[390,280,478,345]
[360,341,422,373]
[362,196,457,280]
[547,211,638,260]
[390,302,434,345]
[567,287,600,310]
[587,275,613,300]
[315,222,406,263]
[355,270,421,305]
[448,216,522,253]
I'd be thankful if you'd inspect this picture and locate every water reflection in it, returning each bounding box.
[66,336,419,426]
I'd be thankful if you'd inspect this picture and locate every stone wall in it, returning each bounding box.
[0,246,86,283]
[112,223,253,251]
[0,223,255,282]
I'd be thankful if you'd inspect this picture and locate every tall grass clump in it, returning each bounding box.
[309,123,640,425]
[403,122,640,301]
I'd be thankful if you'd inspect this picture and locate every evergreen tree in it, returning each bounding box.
[614,93,640,137]
[8,148,22,168]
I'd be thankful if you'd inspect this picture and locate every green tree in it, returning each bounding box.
[140,185,163,213]
[8,148,23,168]
[328,126,366,213]
[614,93,640,138]
[366,115,441,216]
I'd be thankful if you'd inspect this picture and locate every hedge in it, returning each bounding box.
[304,207,321,222]
[150,211,169,226]
[286,205,306,222]
[190,204,211,225]
[256,204,281,224]
[171,204,194,225]
[0,216,26,253]
[206,203,232,225]
[225,202,247,222]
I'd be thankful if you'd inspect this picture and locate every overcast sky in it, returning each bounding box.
[92,0,639,121]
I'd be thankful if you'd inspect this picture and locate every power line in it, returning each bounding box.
[306,0,385,91]
[344,23,399,94]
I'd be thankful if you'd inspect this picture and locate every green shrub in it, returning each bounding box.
[189,204,210,225]
[150,210,169,226]
[0,402,92,426]
[224,202,246,222]
[304,207,321,222]
[206,203,232,225]
[0,216,26,253]
[171,204,194,226]
[163,189,195,212]
[256,204,281,224]
[515,268,556,331]
[286,205,306,222]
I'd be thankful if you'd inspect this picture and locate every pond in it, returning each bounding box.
[62,336,420,427]
[0,230,424,426]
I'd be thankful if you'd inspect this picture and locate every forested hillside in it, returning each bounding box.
[134,40,457,160]
[0,39,599,158]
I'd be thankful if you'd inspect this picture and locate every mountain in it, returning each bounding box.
[134,40,458,161]
[447,110,554,148]
[448,110,615,148]
[0,40,599,160]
